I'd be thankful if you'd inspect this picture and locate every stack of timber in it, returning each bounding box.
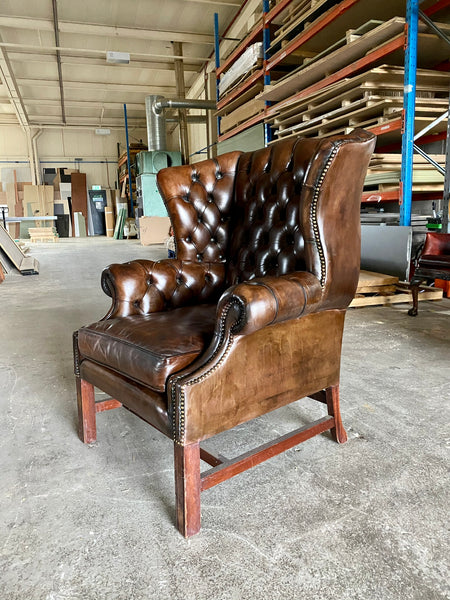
[217,16,280,134]
[262,18,407,103]
[219,43,263,97]
[350,270,443,308]
[261,16,450,113]
[266,0,409,52]
[364,153,446,194]
[28,227,59,243]
[266,65,450,141]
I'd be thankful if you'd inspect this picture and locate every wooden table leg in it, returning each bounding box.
[408,284,419,316]
[325,384,347,444]
[76,377,96,444]
[174,442,201,537]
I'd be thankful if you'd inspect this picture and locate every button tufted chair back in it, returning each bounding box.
[157,134,355,295]
[226,137,322,286]
[157,151,242,266]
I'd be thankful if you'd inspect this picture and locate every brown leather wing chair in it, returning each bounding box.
[74,129,376,537]
[408,232,450,316]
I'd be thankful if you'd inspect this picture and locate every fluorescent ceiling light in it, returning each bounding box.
[106,51,130,64]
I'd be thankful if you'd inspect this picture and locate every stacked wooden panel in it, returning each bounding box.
[267,66,450,141]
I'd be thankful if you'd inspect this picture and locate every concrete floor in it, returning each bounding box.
[0,237,449,600]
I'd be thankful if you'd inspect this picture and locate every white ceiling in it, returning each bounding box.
[0,0,244,130]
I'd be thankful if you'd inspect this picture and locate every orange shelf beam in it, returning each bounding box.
[368,118,403,137]
[361,191,443,203]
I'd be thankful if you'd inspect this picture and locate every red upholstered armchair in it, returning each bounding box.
[73,130,376,537]
[408,232,450,316]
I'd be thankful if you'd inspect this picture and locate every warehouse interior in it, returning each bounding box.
[0,1,449,598]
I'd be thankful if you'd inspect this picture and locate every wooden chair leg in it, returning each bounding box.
[325,384,347,444]
[76,377,96,444]
[174,442,201,537]
[408,283,419,316]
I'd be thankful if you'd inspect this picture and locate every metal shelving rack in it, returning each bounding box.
[401,0,450,230]
[214,0,450,229]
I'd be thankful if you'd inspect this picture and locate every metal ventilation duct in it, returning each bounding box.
[145,94,216,153]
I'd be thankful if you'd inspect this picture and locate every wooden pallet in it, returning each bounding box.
[350,271,443,307]
[268,68,449,140]
[268,65,450,125]
[28,227,58,243]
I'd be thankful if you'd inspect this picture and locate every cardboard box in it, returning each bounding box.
[139,216,171,245]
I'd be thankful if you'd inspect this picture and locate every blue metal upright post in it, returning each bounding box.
[400,0,419,227]
[123,103,134,217]
[214,13,221,137]
[263,0,272,145]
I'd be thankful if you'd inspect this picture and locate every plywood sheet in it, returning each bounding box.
[357,270,398,291]
[70,173,87,231]
[23,185,54,219]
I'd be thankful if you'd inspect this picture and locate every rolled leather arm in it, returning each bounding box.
[217,271,323,336]
[101,258,226,319]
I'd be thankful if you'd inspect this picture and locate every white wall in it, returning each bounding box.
[0,118,209,187]
[0,126,149,188]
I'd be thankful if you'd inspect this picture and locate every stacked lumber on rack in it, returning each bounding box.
[266,65,450,141]
[269,0,325,51]
[364,154,446,193]
[261,16,450,103]
[350,270,443,308]
[262,17,406,103]
[216,81,265,134]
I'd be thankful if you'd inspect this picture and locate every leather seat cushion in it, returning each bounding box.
[78,304,217,393]
[419,254,450,270]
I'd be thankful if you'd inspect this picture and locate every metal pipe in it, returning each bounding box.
[123,103,134,214]
[154,98,216,112]
[414,110,448,141]
[51,0,66,124]
[145,94,167,151]
[146,94,216,153]
[32,129,42,184]
[173,41,189,164]
[166,115,207,123]
[413,144,445,175]
[25,129,37,185]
